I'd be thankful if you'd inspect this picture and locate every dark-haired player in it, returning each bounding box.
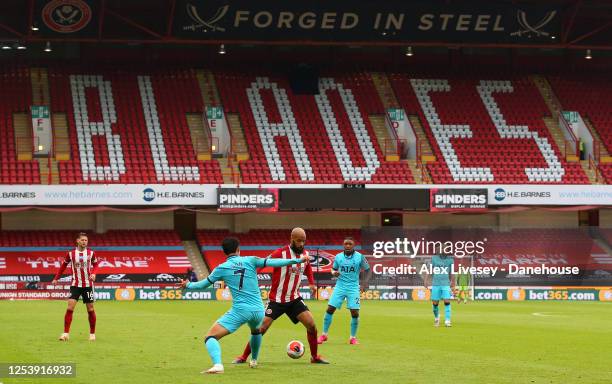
[234,227,329,364]
[179,237,307,373]
[51,232,98,341]
[318,237,371,345]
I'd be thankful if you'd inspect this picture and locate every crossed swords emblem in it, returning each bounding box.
[511,10,557,37]
[186,3,228,32]
[55,6,80,24]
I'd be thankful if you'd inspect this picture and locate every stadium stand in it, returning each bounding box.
[48,68,223,184]
[548,75,612,183]
[215,71,414,184]
[390,74,589,184]
[0,67,606,185]
[0,66,40,184]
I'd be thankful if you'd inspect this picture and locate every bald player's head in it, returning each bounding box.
[290,227,306,254]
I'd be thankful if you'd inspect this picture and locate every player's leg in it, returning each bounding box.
[443,286,452,327]
[234,311,275,363]
[246,311,265,368]
[85,302,96,340]
[320,288,345,342]
[295,309,328,364]
[347,290,361,344]
[203,309,241,374]
[462,287,469,303]
[349,309,360,344]
[203,323,231,374]
[60,288,79,341]
[318,304,336,343]
[83,288,96,341]
[431,286,441,327]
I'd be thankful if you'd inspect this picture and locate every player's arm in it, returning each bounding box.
[181,269,221,290]
[303,258,317,296]
[331,255,340,277]
[90,252,98,282]
[422,267,431,289]
[360,257,372,292]
[253,255,306,268]
[450,260,456,290]
[51,253,71,284]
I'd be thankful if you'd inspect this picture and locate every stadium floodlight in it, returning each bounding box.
[405,46,413,57]
[44,41,52,52]
[16,42,26,50]
[1,43,11,50]
[219,44,226,55]
[585,49,592,59]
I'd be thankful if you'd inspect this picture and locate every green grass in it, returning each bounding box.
[1,300,611,384]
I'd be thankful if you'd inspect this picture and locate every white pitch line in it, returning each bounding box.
[532,312,565,317]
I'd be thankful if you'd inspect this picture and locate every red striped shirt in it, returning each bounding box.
[268,245,314,303]
[54,248,98,288]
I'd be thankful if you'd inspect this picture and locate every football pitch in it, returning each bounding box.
[1,300,611,384]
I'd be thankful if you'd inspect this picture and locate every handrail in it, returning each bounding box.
[218,107,240,185]
[47,150,52,184]
[385,137,411,160]
[46,104,55,159]
[564,140,577,157]
[421,162,431,183]
[26,108,35,154]
[418,138,434,158]
[581,116,604,162]
[558,113,579,156]
[51,114,57,160]
[407,114,427,162]
[416,137,421,167]
[201,109,214,156]
[559,113,578,142]
[384,138,397,158]
[384,111,399,141]
[588,154,602,183]
[594,141,601,163]
[221,106,235,157]
[545,82,564,120]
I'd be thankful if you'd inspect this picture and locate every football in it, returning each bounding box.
[286,340,305,359]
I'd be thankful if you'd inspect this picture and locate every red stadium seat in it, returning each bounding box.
[215,71,414,184]
[390,74,588,184]
[0,65,41,184]
[48,68,222,184]
[549,75,612,183]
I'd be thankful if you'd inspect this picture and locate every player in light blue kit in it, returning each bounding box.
[179,237,307,374]
[318,237,372,345]
[424,254,455,327]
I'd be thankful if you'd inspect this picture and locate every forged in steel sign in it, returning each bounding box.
[174,0,560,43]
[217,188,278,211]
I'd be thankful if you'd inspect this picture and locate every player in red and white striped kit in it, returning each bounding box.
[234,227,329,364]
[51,232,98,342]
